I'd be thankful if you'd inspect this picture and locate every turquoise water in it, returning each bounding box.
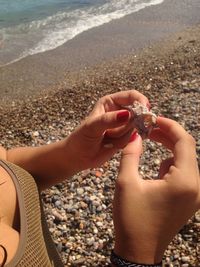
[0,0,164,65]
[0,0,101,27]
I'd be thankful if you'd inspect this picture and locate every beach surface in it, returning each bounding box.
[0,0,200,266]
[0,0,200,102]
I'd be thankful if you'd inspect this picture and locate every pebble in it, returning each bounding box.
[87,237,95,246]
[93,227,98,234]
[56,243,63,253]
[173,254,179,260]
[96,221,103,227]
[55,200,62,208]
[154,159,161,166]
[51,209,66,222]
[77,188,84,195]
[73,258,85,265]
[181,256,190,263]
[32,131,40,137]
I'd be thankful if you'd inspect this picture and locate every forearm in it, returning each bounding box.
[7,138,80,190]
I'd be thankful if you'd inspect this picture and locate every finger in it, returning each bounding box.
[90,90,149,118]
[149,128,174,150]
[153,117,197,170]
[158,158,174,179]
[118,133,142,185]
[105,122,134,139]
[156,117,188,144]
[174,137,197,170]
[85,110,130,136]
[109,90,149,109]
[104,128,133,149]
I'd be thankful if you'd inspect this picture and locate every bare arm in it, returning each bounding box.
[3,90,149,191]
[6,139,76,190]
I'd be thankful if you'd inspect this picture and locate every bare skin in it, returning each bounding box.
[0,166,20,265]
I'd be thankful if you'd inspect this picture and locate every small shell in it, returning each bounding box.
[123,101,157,139]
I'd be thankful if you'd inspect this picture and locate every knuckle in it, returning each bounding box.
[99,96,107,103]
[178,183,198,200]
[100,113,108,125]
[143,95,149,103]
[185,134,196,146]
[186,185,198,198]
[131,90,148,103]
[169,123,177,133]
[116,176,131,191]
[96,96,107,108]
[170,170,199,200]
[83,118,92,130]
[131,89,138,95]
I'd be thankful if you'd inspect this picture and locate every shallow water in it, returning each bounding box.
[0,0,164,65]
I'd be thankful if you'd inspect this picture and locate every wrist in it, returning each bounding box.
[63,138,83,176]
[114,242,164,265]
[111,250,162,267]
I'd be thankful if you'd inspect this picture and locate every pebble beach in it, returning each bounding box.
[0,1,200,266]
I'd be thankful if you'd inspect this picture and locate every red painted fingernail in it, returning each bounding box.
[129,132,139,142]
[117,110,129,122]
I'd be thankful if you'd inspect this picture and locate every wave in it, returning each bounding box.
[0,0,165,66]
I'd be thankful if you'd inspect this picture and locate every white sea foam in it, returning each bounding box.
[1,0,165,66]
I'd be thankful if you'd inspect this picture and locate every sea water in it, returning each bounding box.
[0,0,164,66]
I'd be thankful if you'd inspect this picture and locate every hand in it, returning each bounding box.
[64,90,149,174]
[113,117,200,264]
[7,90,149,190]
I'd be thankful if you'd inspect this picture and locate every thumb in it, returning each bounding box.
[118,132,143,183]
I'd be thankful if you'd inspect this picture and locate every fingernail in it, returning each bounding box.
[129,132,139,142]
[117,110,129,122]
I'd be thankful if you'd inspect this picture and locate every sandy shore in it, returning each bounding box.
[0,0,200,103]
[0,1,200,266]
[0,22,199,266]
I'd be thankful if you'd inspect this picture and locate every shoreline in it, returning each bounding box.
[0,0,200,103]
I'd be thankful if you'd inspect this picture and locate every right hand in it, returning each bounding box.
[113,117,200,264]
[62,90,149,173]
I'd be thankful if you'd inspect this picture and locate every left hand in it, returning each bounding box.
[64,90,149,174]
[6,90,149,190]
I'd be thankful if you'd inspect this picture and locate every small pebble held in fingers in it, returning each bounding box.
[124,101,157,139]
